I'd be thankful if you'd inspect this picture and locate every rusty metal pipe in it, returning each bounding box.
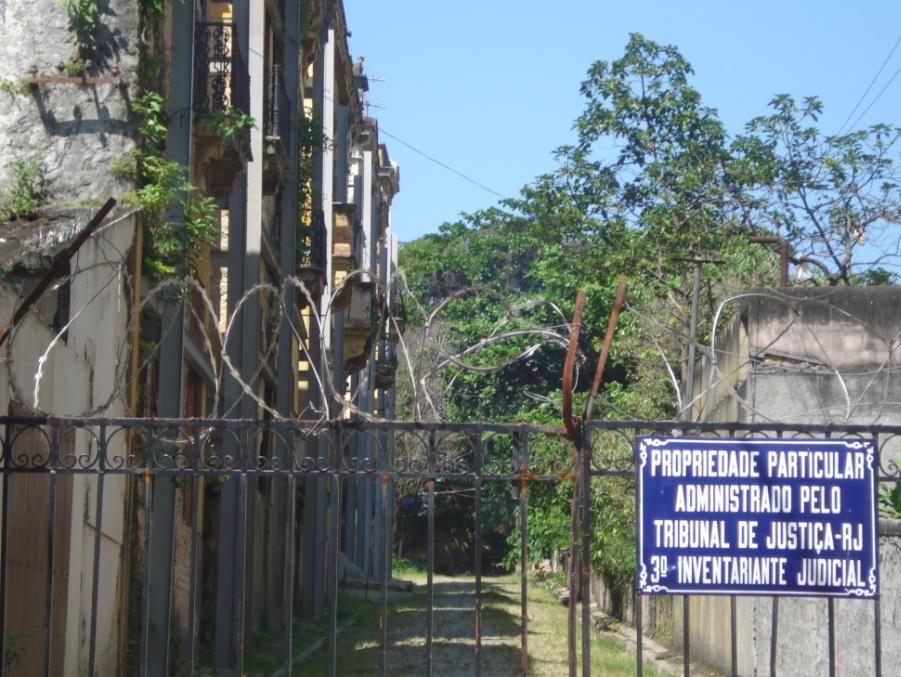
[561,291,586,439]
[0,198,116,348]
[584,280,627,422]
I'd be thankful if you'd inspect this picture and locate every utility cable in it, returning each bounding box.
[378,128,509,200]
[837,36,901,135]
[848,62,901,131]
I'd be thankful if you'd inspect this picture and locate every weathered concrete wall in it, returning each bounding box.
[0,0,138,204]
[678,287,901,676]
[0,213,135,675]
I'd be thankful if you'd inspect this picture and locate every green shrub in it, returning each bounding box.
[1,157,44,220]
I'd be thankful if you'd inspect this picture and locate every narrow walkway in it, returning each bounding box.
[291,574,653,675]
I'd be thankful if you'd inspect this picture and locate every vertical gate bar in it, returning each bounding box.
[827,598,836,677]
[730,596,737,677]
[88,425,108,676]
[874,597,881,677]
[0,423,10,677]
[823,431,835,677]
[283,443,298,676]
[634,428,643,677]
[185,426,202,677]
[518,432,529,676]
[139,430,154,677]
[474,433,483,677]
[728,425,736,677]
[682,595,689,677]
[235,470,248,676]
[43,424,59,677]
[581,430,591,677]
[770,597,779,676]
[568,443,578,677]
[235,426,253,676]
[426,431,436,677]
[873,436,882,677]
[328,426,342,677]
[770,429,783,677]
[380,470,390,677]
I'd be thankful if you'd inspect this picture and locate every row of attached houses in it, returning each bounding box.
[0,0,401,673]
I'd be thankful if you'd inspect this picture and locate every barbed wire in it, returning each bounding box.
[4,218,901,430]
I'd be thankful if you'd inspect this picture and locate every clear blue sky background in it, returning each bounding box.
[346,1,901,244]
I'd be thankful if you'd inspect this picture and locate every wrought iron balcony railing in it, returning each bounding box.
[265,64,291,144]
[193,21,250,113]
[299,208,327,269]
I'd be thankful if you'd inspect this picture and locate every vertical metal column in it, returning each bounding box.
[873,446,882,677]
[827,599,836,677]
[425,432,436,676]
[634,427,643,677]
[0,424,10,677]
[87,426,107,677]
[518,432,529,677]
[234,452,250,676]
[148,0,195,670]
[327,425,343,676]
[42,426,58,677]
[185,427,202,676]
[379,471,390,677]
[474,433,483,677]
[581,430,591,677]
[314,21,337,617]
[273,0,302,636]
[139,430,155,677]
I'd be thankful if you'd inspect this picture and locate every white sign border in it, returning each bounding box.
[636,437,878,598]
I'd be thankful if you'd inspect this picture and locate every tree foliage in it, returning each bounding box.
[397,33,901,577]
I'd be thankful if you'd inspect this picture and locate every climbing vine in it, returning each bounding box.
[126,91,218,277]
[129,5,219,279]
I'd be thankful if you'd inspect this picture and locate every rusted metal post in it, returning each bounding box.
[584,280,627,422]
[562,292,587,439]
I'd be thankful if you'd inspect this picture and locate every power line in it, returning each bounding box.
[848,61,901,132]
[837,35,901,134]
[378,128,509,200]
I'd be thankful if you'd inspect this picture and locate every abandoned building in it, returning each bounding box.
[0,0,401,674]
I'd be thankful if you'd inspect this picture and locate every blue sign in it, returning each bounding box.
[637,437,878,597]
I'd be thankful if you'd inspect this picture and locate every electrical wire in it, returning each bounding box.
[848,61,901,131]
[378,128,509,200]
[837,36,901,134]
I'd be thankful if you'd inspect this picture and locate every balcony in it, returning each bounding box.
[388,296,406,335]
[342,283,375,371]
[192,21,252,197]
[263,65,290,195]
[296,208,327,301]
[374,337,398,388]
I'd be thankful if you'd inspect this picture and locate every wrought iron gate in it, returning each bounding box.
[0,415,896,676]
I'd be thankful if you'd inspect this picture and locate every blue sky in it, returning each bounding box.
[346,1,901,243]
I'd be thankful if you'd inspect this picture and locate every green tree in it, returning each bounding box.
[398,34,899,577]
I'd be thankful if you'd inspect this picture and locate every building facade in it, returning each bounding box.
[0,0,401,673]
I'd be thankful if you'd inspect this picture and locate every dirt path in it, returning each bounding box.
[295,574,652,676]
